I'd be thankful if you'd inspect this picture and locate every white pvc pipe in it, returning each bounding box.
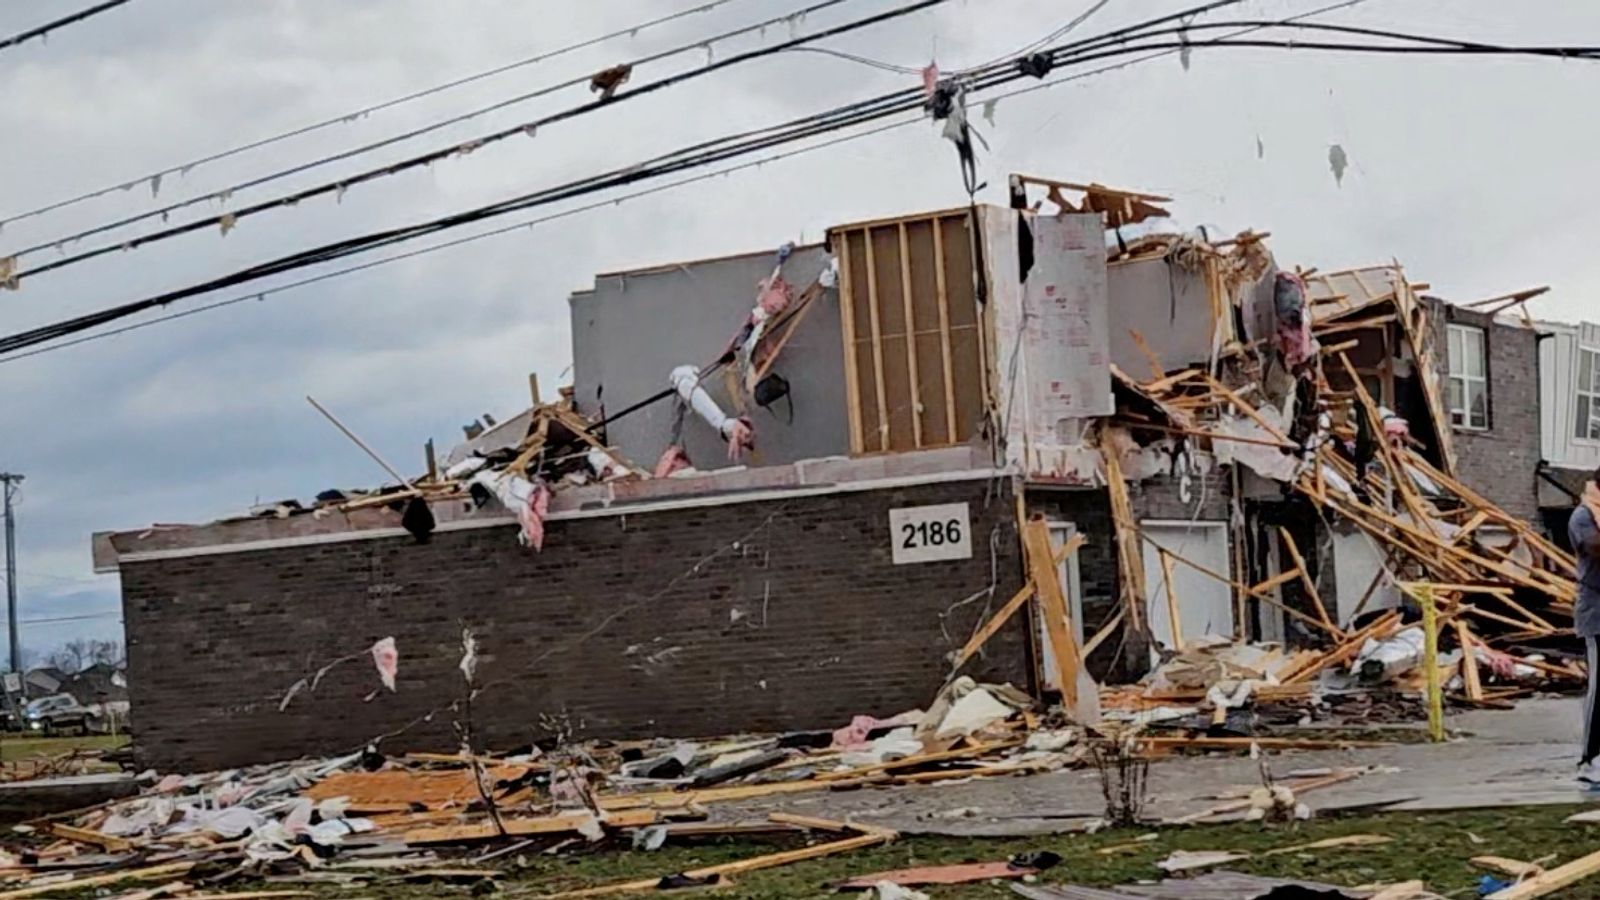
[670,364,735,439]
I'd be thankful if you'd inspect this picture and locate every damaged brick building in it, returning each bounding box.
[94,176,1587,771]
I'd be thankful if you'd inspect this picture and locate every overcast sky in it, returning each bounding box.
[0,0,1593,658]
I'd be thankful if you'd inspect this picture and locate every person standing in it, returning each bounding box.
[1575,467,1600,780]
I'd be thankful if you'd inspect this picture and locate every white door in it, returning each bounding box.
[1034,521,1084,691]
[1142,521,1233,651]
[1332,530,1400,626]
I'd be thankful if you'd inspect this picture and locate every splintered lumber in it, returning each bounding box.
[1277,527,1341,638]
[1024,517,1084,708]
[46,822,132,852]
[1100,431,1147,631]
[404,808,662,845]
[953,533,1084,671]
[0,862,193,899]
[952,583,1033,670]
[817,739,1023,782]
[540,816,896,898]
[1486,847,1600,898]
[1157,549,1183,651]
[1473,856,1545,879]
[1456,620,1485,702]
[1263,834,1392,856]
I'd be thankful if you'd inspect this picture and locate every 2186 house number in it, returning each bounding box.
[888,502,973,565]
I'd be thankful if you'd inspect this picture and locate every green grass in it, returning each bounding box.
[0,733,125,763]
[168,803,1600,898]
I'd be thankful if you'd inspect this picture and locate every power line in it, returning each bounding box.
[6,0,944,280]
[1,0,861,257]
[6,11,1596,358]
[0,0,1375,364]
[0,0,133,53]
[0,0,755,230]
[18,612,120,626]
[0,117,923,363]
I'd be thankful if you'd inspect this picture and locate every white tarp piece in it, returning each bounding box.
[985,209,1111,479]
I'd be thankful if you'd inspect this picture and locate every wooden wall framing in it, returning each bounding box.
[832,210,988,454]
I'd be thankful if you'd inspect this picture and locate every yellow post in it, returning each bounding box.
[1418,583,1445,743]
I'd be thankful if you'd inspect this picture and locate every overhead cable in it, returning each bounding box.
[0,0,133,53]
[0,0,1374,363]
[6,0,942,277]
[0,0,857,251]
[0,0,757,229]
[6,14,1597,357]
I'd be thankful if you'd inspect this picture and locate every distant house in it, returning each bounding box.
[1538,318,1600,543]
[22,667,65,699]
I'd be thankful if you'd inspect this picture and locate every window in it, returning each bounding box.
[1578,347,1600,442]
[1447,324,1488,430]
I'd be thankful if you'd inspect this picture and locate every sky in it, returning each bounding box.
[0,0,1594,659]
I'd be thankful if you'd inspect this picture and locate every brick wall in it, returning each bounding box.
[1425,299,1543,521]
[121,478,1028,772]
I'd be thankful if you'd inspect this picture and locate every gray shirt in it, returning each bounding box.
[1572,506,1600,637]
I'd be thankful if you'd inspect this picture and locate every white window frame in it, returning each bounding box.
[1447,323,1489,431]
[1577,345,1600,444]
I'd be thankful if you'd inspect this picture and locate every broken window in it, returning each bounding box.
[1446,323,1488,430]
[1578,346,1600,442]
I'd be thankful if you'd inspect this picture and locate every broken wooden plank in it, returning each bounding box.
[0,863,193,900]
[1456,620,1485,702]
[1485,847,1600,898]
[1024,517,1084,709]
[404,809,662,845]
[540,817,896,898]
[46,822,133,853]
[1473,856,1546,879]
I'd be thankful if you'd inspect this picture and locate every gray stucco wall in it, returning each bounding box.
[570,246,849,471]
[1107,256,1215,374]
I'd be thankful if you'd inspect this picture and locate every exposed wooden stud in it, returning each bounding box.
[863,228,891,451]
[528,372,541,406]
[1157,548,1183,651]
[897,222,924,448]
[931,219,958,439]
[424,439,438,484]
[836,231,865,454]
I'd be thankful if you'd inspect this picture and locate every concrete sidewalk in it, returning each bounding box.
[724,698,1599,836]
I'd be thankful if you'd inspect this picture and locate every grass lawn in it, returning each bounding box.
[0,733,126,763]
[197,803,1600,898]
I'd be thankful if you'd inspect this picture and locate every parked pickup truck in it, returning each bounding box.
[21,694,92,735]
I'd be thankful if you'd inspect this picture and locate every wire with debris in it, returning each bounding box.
[1,0,911,267]
[7,12,1600,356]
[0,0,762,231]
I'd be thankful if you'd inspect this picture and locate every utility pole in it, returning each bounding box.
[0,474,20,674]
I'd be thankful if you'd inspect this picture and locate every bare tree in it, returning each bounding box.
[40,639,124,675]
[46,639,92,674]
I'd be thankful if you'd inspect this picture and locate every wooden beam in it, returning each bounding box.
[1024,518,1083,709]
[1486,847,1600,898]
[863,230,891,451]
[837,232,865,454]
[0,863,193,900]
[1158,549,1183,651]
[45,822,132,852]
[950,582,1033,671]
[1277,527,1341,638]
[1455,620,1485,702]
[931,220,958,439]
[897,222,923,448]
